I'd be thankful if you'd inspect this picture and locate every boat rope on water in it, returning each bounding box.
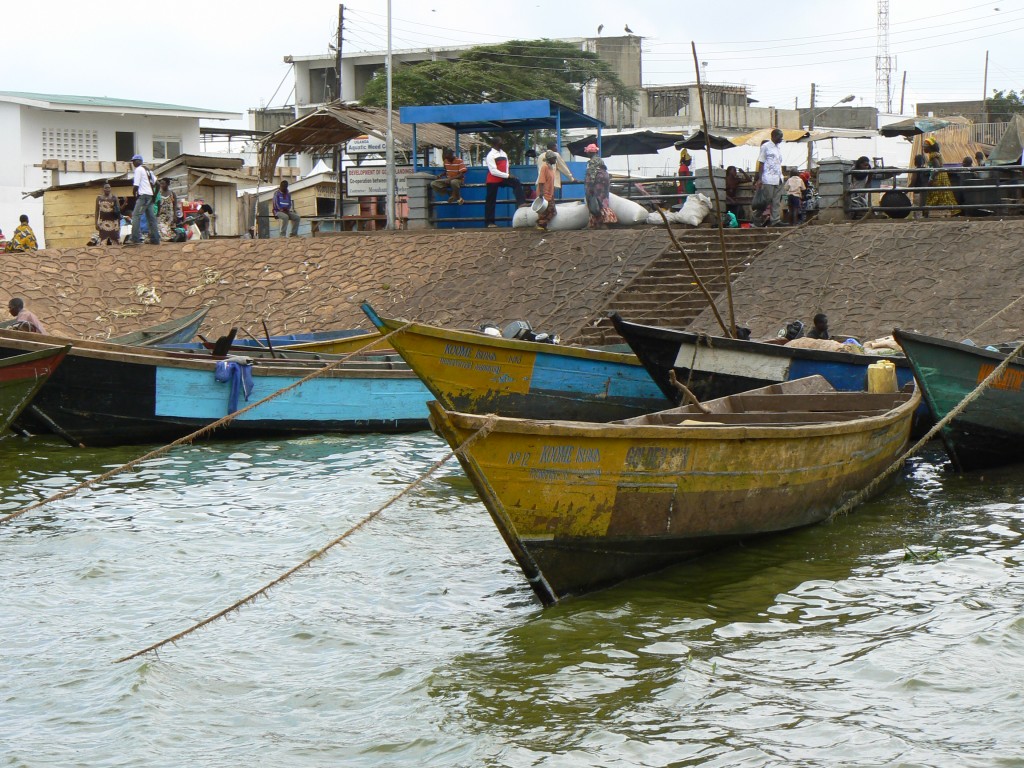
[0,323,414,528]
[114,414,498,664]
[829,334,1024,519]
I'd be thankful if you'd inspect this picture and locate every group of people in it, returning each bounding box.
[432,138,618,231]
[0,215,39,252]
[908,141,990,218]
[112,155,213,245]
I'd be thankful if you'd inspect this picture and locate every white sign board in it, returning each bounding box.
[346,136,388,154]
[346,165,413,197]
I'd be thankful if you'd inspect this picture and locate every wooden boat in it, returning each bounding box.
[1,345,71,434]
[0,328,431,447]
[108,306,211,346]
[161,328,388,356]
[894,328,1024,471]
[429,375,919,605]
[361,303,671,421]
[611,313,916,403]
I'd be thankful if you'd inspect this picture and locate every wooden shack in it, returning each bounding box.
[32,155,300,247]
[35,176,135,248]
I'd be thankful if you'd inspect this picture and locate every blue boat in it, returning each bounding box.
[611,313,920,404]
[0,328,431,447]
[158,326,374,351]
[362,303,672,421]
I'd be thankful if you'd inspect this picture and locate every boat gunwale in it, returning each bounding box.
[0,329,419,379]
[364,305,646,366]
[434,382,920,441]
[612,313,911,368]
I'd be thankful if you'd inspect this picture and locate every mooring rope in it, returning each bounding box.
[0,323,411,527]
[965,294,1024,339]
[829,335,1024,519]
[115,413,498,663]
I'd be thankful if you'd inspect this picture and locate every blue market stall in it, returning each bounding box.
[400,100,603,228]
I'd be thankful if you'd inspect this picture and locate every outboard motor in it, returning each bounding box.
[501,320,559,344]
[502,320,533,340]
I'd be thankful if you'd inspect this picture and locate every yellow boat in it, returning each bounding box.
[361,303,669,421]
[429,375,919,605]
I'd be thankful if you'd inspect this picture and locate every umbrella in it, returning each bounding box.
[878,117,952,137]
[673,129,737,151]
[567,130,682,157]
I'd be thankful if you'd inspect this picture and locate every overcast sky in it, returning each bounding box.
[4,0,1021,123]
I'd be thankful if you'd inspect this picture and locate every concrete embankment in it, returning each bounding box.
[6,219,1022,343]
[689,219,1024,342]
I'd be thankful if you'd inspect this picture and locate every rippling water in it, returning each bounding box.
[1,433,1023,767]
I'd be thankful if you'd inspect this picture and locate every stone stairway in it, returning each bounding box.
[572,228,787,346]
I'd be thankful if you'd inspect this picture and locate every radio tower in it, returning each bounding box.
[875,0,892,112]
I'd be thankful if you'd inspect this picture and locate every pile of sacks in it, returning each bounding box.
[644,193,714,227]
[512,193,649,230]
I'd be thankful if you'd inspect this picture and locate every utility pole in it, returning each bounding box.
[899,71,906,114]
[385,0,396,230]
[806,83,815,170]
[334,4,344,224]
[982,50,989,114]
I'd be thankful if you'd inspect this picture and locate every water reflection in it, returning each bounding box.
[433,446,1024,765]
[3,434,1024,766]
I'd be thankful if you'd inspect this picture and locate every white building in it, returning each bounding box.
[0,91,238,246]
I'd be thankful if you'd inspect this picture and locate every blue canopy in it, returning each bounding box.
[399,100,604,169]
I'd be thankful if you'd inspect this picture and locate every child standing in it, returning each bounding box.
[783,170,806,226]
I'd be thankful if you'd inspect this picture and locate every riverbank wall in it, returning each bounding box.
[6,220,1023,343]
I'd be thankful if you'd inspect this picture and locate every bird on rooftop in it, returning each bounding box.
[624,24,634,34]
[597,24,604,34]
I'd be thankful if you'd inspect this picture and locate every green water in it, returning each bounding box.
[1,433,1023,767]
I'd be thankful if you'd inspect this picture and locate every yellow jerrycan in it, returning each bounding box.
[867,359,898,393]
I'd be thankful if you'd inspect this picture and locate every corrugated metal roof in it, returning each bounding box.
[257,103,481,179]
[0,91,238,118]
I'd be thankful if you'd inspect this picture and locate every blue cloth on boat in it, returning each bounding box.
[214,357,255,413]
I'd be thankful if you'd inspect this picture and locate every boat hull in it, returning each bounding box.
[109,306,210,347]
[0,345,70,432]
[895,328,1024,470]
[362,304,670,421]
[429,379,918,604]
[611,314,916,400]
[0,330,430,446]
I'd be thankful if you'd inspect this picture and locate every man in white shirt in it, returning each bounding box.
[754,129,786,226]
[130,154,160,244]
[483,137,525,227]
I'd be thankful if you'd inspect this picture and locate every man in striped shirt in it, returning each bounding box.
[430,149,467,204]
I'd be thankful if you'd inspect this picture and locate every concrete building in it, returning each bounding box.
[917,99,989,122]
[0,91,239,246]
[276,36,797,137]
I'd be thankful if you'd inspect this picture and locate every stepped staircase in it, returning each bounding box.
[572,228,787,346]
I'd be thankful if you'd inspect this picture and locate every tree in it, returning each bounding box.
[986,89,1024,122]
[360,39,637,113]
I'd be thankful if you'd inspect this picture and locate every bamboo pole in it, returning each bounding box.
[691,41,736,339]
[654,207,730,336]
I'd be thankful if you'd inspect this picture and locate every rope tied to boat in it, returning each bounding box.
[829,335,1024,519]
[115,411,498,663]
[0,324,410,528]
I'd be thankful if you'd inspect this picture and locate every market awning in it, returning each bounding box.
[730,128,811,147]
[257,102,471,180]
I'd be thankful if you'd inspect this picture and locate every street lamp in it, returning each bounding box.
[807,94,856,169]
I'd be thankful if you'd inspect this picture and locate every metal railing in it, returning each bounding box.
[843,164,1024,218]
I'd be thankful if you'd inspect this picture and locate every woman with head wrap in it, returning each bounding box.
[922,137,959,215]
[582,144,618,229]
